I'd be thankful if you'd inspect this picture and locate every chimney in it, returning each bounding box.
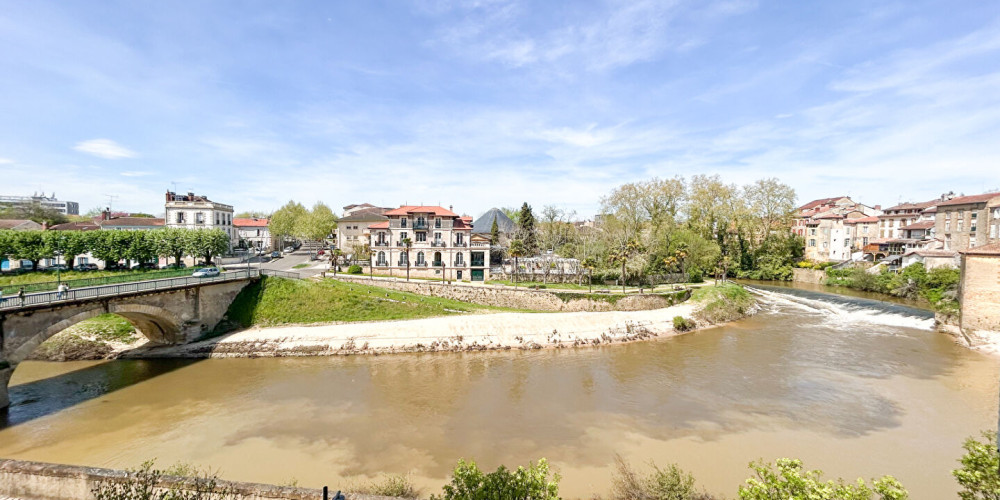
[874,205,881,210]
[449,205,453,212]
[187,192,195,201]
[166,190,172,202]
[102,208,111,221]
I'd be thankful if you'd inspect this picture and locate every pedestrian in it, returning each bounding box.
[17,287,25,306]
[57,283,65,299]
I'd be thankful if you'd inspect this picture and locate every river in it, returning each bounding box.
[0,284,996,499]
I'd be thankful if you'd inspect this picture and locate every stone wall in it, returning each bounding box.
[0,458,392,500]
[329,276,688,312]
[959,253,1000,345]
[792,268,826,284]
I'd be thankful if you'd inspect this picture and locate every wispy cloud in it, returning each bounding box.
[73,139,137,159]
[0,157,13,164]
[120,171,153,177]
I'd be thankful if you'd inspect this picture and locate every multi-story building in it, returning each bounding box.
[336,204,389,256]
[164,191,235,249]
[795,196,881,262]
[877,200,938,239]
[935,192,1000,252]
[0,193,79,215]
[368,205,489,281]
[234,218,274,251]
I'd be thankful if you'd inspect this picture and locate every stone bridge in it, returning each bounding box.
[0,272,260,409]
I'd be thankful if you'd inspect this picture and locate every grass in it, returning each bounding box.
[691,283,755,324]
[0,267,195,294]
[292,263,310,269]
[225,277,521,327]
[72,313,139,343]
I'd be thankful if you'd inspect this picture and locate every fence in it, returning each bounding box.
[0,269,258,311]
[0,268,196,295]
[260,269,302,280]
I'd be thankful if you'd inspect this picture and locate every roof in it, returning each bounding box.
[453,218,473,230]
[99,217,165,227]
[882,199,939,212]
[905,249,958,258]
[937,193,1000,207]
[472,208,515,234]
[0,219,42,230]
[812,211,844,220]
[383,205,459,217]
[900,221,935,230]
[343,203,376,211]
[49,221,100,231]
[962,242,1000,256]
[233,218,269,227]
[338,209,389,222]
[797,196,848,211]
[845,216,880,224]
[368,221,390,229]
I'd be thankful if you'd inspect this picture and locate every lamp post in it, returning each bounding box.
[54,250,63,286]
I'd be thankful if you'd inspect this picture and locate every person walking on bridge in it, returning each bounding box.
[17,287,25,306]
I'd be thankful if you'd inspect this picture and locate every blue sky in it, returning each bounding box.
[1,0,998,219]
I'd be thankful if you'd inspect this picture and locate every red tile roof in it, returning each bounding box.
[906,249,959,258]
[962,242,1000,256]
[384,205,459,217]
[845,216,879,224]
[938,193,1000,207]
[797,196,847,211]
[49,221,100,231]
[900,221,934,230]
[0,219,41,230]
[99,217,165,227]
[882,199,939,211]
[453,218,472,230]
[368,221,390,229]
[233,218,269,227]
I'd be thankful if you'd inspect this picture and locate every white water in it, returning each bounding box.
[747,285,936,331]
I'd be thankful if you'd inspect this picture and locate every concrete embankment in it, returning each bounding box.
[0,458,392,500]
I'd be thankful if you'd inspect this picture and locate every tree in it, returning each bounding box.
[156,227,192,266]
[608,237,642,294]
[11,230,51,270]
[269,201,307,246]
[331,248,343,275]
[90,231,131,268]
[490,218,500,246]
[297,202,337,243]
[516,203,538,256]
[431,459,559,500]
[46,230,91,270]
[508,239,526,288]
[0,204,68,226]
[953,430,1000,500]
[581,257,597,293]
[125,230,158,266]
[739,458,907,500]
[744,178,796,244]
[401,237,412,282]
[188,229,230,264]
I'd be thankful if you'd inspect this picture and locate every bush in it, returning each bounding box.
[92,460,238,500]
[348,264,363,274]
[431,459,560,500]
[688,268,704,283]
[693,284,755,324]
[350,473,420,499]
[611,455,716,500]
[673,316,696,332]
[952,430,1000,500]
[738,458,907,500]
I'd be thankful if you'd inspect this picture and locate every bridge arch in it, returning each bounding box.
[6,305,182,366]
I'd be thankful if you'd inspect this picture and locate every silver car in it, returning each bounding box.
[192,267,220,278]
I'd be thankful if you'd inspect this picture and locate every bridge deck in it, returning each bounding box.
[0,269,297,312]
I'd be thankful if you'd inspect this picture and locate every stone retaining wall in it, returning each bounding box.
[329,276,688,312]
[0,458,391,500]
[791,268,826,284]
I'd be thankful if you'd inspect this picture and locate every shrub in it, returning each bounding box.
[611,455,716,500]
[431,459,560,500]
[673,316,696,332]
[92,460,238,500]
[738,458,907,500]
[952,430,1000,500]
[693,284,755,324]
[350,473,420,499]
[348,264,363,274]
[688,268,704,283]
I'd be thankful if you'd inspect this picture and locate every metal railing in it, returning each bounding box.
[0,269,259,311]
[431,241,446,247]
[0,268,199,295]
[260,269,301,280]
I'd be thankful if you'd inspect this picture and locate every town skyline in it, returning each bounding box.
[2,0,999,217]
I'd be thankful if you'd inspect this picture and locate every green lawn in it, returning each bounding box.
[691,282,755,323]
[0,268,196,294]
[226,277,526,327]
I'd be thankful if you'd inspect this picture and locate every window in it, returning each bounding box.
[455,253,464,265]
[863,237,869,246]
[434,232,442,243]
[822,241,828,249]
[435,218,441,228]
[196,212,205,224]
[457,271,462,280]
[401,218,407,228]
[471,252,485,267]
[377,251,386,266]
[176,212,185,223]
[416,232,426,242]
[417,252,425,264]
[888,219,894,228]
[398,251,408,266]
[991,224,998,239]
[958,218,964,232]
[456,233,464,244]
[844,238,850,247]
[945,236,952,249]
[808,239,816,247]
[993,208,1000,218]
[971,213,978,233]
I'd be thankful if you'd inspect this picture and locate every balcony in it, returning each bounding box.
[431,241,446,247]
[374,241,389,247]
[471,260,485,267]
[453,260,466,267]
[397,261,408,267]
[415,262,428,267]
[413,221,428,230]
[453,242,467,247]
[375,262,389,268]
[433,261,443,267]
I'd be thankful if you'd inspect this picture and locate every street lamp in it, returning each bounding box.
[53,250,63,286]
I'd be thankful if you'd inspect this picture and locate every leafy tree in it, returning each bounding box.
[508,239,526,288]
[581,257,598,292]
[269,201,307,245]
[297,202,338,243]
[431,459,560,500]
[12,230,52,269]
[738,458,907,500]
[157,227,192,266]
[0,204,68,226]
[45,230,92,270]
[608,237,642,293]
[952,430,1000,500]
[401,237,412,282]
[90,231,131,267]
[611,455,711,500]
[188,229,230,264]
[125,230,158,265]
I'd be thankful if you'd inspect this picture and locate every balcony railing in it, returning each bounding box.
[376,262,389,268]
[431,241,446,247]
[433,261,443,267]
[415,262,428,267]
[396,261,408,267]
[453,242,467,247]
[374,241,389,247]
[413,221,428,229]
[471,261,485,267]
[453,261,466,267]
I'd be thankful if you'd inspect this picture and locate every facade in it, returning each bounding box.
[877,200,938,239]
[934,193,1000,252]
[0,193,79,215]
[958,243,1000,345]
[369,205,489,281]
[233,218,274,251]
[900,249,960,270]
[794,196,882,262]
[336,206,389,256]
[164,191,235,249]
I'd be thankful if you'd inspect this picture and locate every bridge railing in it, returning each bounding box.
[0,269,260,311]
[260,269,301,280]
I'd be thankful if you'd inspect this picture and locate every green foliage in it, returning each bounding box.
[517,202,539,255]
[269,200,307,242]
[91,460,239,500]
[296,202,337,242]
[350,474,420,499]
[692,283,755,324]
[688,268,704,284]
[826,263,960,310]
[187,229,230,264]
[347,264,363,274]
[953,430,1000,500]
[431,458,560,500]
[0,203,68,226]
[738,458,907,500]
[673,316,696,331]
[611,455,716,500]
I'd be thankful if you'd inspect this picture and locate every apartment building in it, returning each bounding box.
[796,196,881,262]
[368,205,490,281]
[935,193,1000,251]
[164,191,235,248]
[0,193,79,215]
[877,200,938,239]
[336,204,389,256]
[234,218,274,251]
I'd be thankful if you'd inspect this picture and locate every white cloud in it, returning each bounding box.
[0,157,13,164]
[73,139,137,159]
[120,171,153,177]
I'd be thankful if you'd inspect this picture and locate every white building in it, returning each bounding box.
[0,193,79,215]
[164,191,235,248]
[234,217,274,251]
[369,205,489,281]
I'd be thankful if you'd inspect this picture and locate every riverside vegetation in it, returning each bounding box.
[91,430,1000,499]
[29,313,140,361]
[823,262,961,314]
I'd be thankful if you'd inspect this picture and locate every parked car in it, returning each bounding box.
[271,251,281,258]
[135,262,158,270]
[192,267,220,278]
[78,263,99,271]
[283,246,294,253]
[161,263,187,269]
[259,255,272,263]
[46,264,69,271]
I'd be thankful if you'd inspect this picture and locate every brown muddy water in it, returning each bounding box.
[0,284,996,499]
